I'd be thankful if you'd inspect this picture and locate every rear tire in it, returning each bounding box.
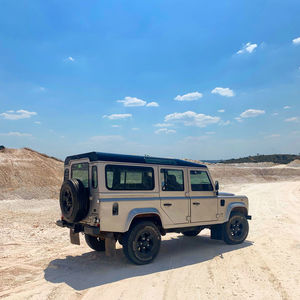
[85,234,105,251]
[223,212,249,245]
[123,221,161,265]
[182,230,201,237]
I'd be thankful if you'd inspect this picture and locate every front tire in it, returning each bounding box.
[223,212,249,245]
[85,234,105,251]
[123,221,161,265]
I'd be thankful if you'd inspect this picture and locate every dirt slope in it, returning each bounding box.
[0,148,63,200]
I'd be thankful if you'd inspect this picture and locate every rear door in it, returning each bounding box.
[159,167,189,224]
[188,169,217,222]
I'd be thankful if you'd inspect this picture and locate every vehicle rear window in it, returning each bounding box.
[92,166,98,189]
[105,165,154,190]
[190,170,213,191]
[71,163,89,188]
[160,169,184,191]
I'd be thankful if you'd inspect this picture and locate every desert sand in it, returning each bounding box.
[1,149,300,299]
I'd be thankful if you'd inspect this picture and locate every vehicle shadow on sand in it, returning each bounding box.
[44,234,252,290]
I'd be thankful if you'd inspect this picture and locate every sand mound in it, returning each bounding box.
[288,159,300,166]
[0,147,63,200]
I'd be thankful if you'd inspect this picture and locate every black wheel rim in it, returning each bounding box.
[229,219,244,238]
[134,230,155,257]
[62,189,73,214]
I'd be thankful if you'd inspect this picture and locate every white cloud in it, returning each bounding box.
[146,102,159,107]
[132,127,139,131]
[117,96,146,107]
[237,42,258,54]
[206,131,215,135]
[112,125,121,128]
[34,86,46,93]
[154,123,174,127]
[235,117,243,123]
[90,135,125,142]
[0,110,37,120]
[34,121,41,125]
[240,109,265,118]
[283,106,291,109]
[218,109,225,113]
[103,113,132,120]
[219,120,231,126]
[0,132,32,137]
[211,87,235,97]
[164,111,220,127]
[285,117,299,123]
[292,37,300,45]
[117,96,159,107]
[155,128,176,134]
[174,92,203,101]
[65,56,75,62]
[272,112,279,116]
[265,134,280,138]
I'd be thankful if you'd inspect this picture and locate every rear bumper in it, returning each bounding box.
[56,219,100,236]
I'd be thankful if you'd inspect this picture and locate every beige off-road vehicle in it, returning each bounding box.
[56,152,251,264]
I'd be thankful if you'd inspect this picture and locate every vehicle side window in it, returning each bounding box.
[71,163,89,188]
[105,165,154,190]
[64,168,69,181]
[92,166,98,189]
[161,169,184,191]
[190,170,213,191]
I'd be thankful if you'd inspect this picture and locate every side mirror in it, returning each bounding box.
[215,181,219,191]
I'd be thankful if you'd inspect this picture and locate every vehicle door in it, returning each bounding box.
[159,167,189,224]
[188,169,218,222]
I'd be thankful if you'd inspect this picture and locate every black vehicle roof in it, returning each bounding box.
[64,152,207,168]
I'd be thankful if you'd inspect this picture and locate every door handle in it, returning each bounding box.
[163,203,172,207]
[193,202,200,206]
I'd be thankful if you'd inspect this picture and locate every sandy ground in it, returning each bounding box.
[1,180,300,300]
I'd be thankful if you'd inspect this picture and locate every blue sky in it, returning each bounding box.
[0,0,300,160]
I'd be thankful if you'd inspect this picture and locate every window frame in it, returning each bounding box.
[71,162,90,188]
[160,168,185,192]
[64,168,69,181]
[189,170,214,192]
[105,164,155,191]
[91,165,98,189]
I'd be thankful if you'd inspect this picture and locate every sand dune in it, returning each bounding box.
[0,148,63,200]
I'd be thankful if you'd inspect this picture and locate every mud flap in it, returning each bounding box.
[211,224,223,240]
[105,233,116,256]
[70,228,80,245]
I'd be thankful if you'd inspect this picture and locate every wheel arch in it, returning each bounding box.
[225,202,248,221]
[125,208,162,232]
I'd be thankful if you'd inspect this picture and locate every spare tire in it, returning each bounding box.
[59,179,89,223]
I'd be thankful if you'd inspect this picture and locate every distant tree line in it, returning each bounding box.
[220,154,300,164]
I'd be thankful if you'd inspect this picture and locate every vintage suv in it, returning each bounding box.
[56,152,251,264]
